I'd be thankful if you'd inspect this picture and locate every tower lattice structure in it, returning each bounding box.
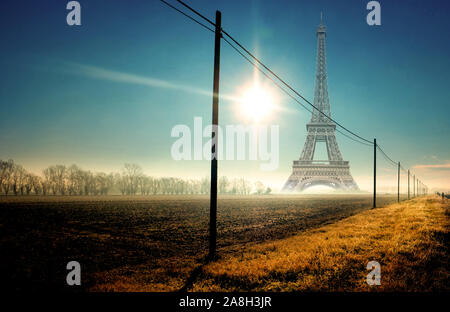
[283,15,359,192]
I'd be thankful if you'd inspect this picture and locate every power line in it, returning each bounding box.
[379,152,397,168]
[165,1,312,118]
[377,146,397,166]
[376,144,398,167]
[161,1,373,148]
[223,36,371,150]
[222,38,313,114]
[336,128,374,147]
[176,0,216,27]
[159,0,429,186]
[173,0,373,145]
[163,0,375,148]
[160,0,215,33]
[223,36,374,148]
[220,30,374,145]
[223,36,374,150]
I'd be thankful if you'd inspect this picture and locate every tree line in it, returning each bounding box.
[0,160,271,196]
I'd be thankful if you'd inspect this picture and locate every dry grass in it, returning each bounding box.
[190,196,449,291]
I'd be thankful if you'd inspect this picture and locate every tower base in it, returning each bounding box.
[283,160,359,192]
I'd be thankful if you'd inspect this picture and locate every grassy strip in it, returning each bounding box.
[191,196,449,291]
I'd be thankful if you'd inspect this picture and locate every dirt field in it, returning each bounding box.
[1,194,441,291]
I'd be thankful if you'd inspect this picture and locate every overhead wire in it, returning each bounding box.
[222,36,374,148]
[160,0,215,32]
[160,0,430,187]
[176,0,216,27]
[221,29,374,145]
[175,0,374,145]
[376,144,398,167]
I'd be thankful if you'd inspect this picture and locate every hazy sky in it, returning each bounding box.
[1,0,449,191]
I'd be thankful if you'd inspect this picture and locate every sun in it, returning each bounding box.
[236,81,276,123]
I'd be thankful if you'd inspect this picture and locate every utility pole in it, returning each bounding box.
[413,175,415,198]
[208,10,222,260]
[408,170,410,199]
[373,138,376,209]
[397,162,400,203]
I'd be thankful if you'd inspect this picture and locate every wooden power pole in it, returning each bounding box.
[209,10,222,259]
[373,138,376,209]
[397,162,400,202]
[408,169,410,199]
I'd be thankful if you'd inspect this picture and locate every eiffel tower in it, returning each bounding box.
[283,14,359,192]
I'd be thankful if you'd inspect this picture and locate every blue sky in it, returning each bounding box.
[0,0,449,190]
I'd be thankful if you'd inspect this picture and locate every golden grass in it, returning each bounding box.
[90,259,193,292]
[191,196,449,291]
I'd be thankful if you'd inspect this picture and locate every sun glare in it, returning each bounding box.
[236,80,276,123]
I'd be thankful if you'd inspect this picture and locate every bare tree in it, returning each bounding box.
[139,175,156,195]
[219,176,229,194]
[122,163,143,195]
[112,173,122,195]
[54,165,67,195]
[31,175,42,195]
[67,164,84,195]
[24,173,34,195]
[232,178,252,195]
[200,177,210,194]
[43,167,54,195]
[0,159,14,196]
[254,181,265,195]
[11,164,26,195]
[105,173,115,195]
[95,172,114,195]
[1,159,267,197]
[242,178,252,195]
[151,177,161,195]
[82,171,95,195]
